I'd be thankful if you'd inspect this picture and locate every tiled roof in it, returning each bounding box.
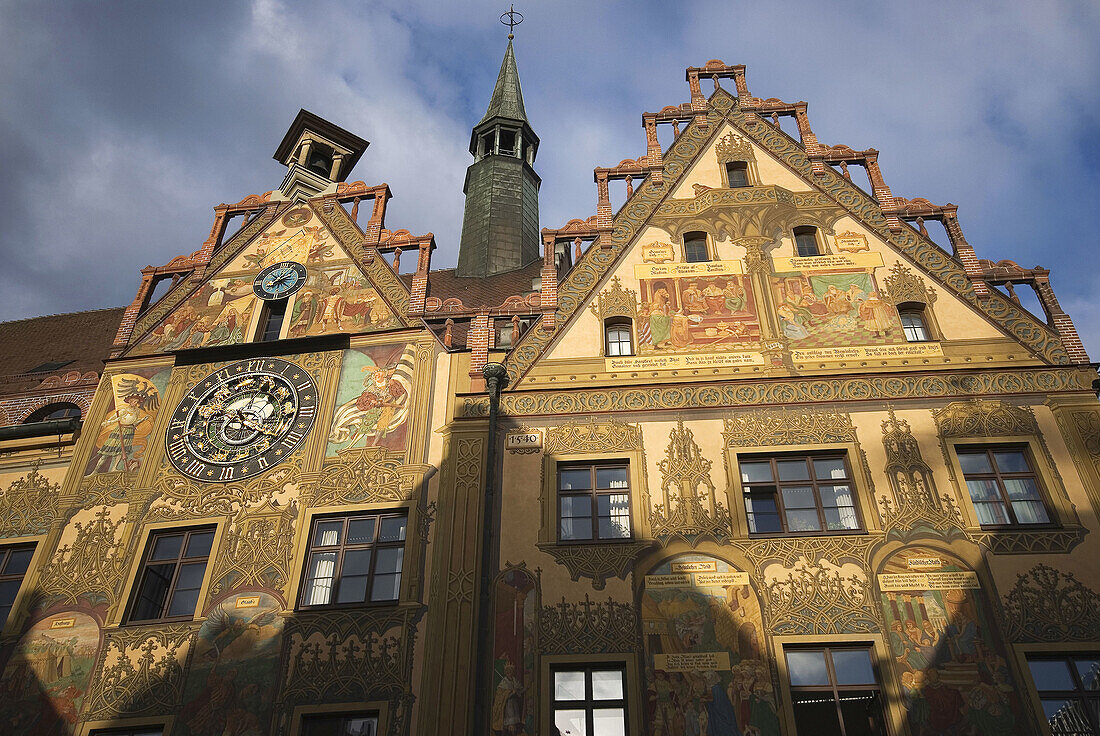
[402,262,544,310]
[0,307,124,396]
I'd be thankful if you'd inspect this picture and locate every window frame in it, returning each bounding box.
[681,231,711,263]
[724,160,752,188]
[1024,652,1100,736]
[288,702,390,736]
[737,453,865,536]
[299,710,380,736]
[556,462,634,544]
[23,402,82,423]
[0,542,37,630]
[604,319,634,357]
[542,659,635,736]
[783,644,889,736]
[899,308,931,342]
[793,226,823,257]
[257,297,289,342]
[122,524,218,625]
[79,717,170,736]
[296,510,409,610]
[954,443,1056,530]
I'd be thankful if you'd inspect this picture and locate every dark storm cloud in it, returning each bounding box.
[1,0,1098,352]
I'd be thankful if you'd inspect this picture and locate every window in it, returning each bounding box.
[299,512,407,607]
[301,712,378,736]
[127,527,214,622]
[27,360,74,374]
[558,464,631,542]
[899,309,930,342]
[258,298,288,341]
[726,161,750,187]
[89,728,164,736]
[498,130,517,156]
[552,665,627,736]
[957,446,1051,526]
[0,544,34,625]
[786,646,887,736]
[23,402,81,423]
[794,226,821,257]
[1026,654,1100,735]
[739,455,861,534]
[682,232,710,263]
[605,320,634,357]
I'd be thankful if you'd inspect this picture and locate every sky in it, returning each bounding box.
[1,0,1098,353]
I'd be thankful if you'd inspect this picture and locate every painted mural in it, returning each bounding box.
[639,275,761,352]
[176,592,284,736]
[878,548,1024,735]
[326,343,417,456]
[84,368,171,476]
[0,611,100,735]
[641,555,780,736]
[286,266,400,338]
[131,277,258,355]
[490,568,537,736]
[770,268,902,348]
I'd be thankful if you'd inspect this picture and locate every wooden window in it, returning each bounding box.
[0,544,34,625]
[957,446,1052,527]
[682,232,710,263]
[794,226,820,257]
[299,512,407,608]
[552,665,628,736]
[558,464,631,542]
[1026,654,1100,735]
[127,527,214,622]
[300,712,379,736]
[899,310,930,342]
[739,455,862,534]
[89,728,164,736]
[605,320,634,357]
[258,298,288,341]
[726,161,750,187]
[785,645,888,736]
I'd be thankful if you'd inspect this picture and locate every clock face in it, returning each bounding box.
[253,261,308,300]
[166,358,318,482]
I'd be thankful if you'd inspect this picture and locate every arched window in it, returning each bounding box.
[793,226,820,257]
[725,161,750,188]
[605,320,634,357]
[900,309,931,342]
[682,232,710,263]
[23,402,81,423]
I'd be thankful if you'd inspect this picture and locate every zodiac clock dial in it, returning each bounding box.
[253,261,308,300]
[166,358,317,482]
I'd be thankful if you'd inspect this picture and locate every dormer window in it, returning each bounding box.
[24,402,81,423]
[793,226,821,257]
[726,161,750,188]
[682,232,710,263]
[900,308,931,342]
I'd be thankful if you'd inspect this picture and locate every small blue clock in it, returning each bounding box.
[253,261,308,300]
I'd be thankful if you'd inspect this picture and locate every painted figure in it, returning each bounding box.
[85,376,160,474]
[859,292,894,336]
[648,288,673,348]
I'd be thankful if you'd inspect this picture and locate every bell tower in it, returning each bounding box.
[455,36,541,277]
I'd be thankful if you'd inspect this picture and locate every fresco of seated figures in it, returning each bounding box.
[326,343,417,456]
[878,548,1025,735]
[639,274,761,352]
[641,554,780,736]
[285,266,399,338]
[84,368,171,476]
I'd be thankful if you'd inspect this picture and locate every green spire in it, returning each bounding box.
[478,39,528,125]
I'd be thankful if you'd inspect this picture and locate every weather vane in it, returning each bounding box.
[500,4,523,39]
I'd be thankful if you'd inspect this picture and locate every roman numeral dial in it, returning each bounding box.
[165,357,318,482]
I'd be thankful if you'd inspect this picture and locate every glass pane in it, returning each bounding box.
[1004,477,1041,500]
[0,579,21,608]
[596,467,629,490]
[554,709,587,736]
[1029,659,1076,690]
[786,509,821,532]
[819,484,854,507]
[591,670,624,700]
[1012,500,1050,524]
[598,516,631,539]
[560,518,593,541]
[792,692,843,735]
[781,486,817,509]
[597,493,630,516]
[374,547,404,575]
[831,649,876,685]
[559,468,592,490]
[823,506,860,531]
[132,563,174,620]
[560,496,593,518]
[965,478,1001,501]
[378,516,406,542]
[174,561,207,590]
[994,450,1031,473]
[748,511,783,534]
[740,461,774,483]
[347,517,377,545]
[150,534,183,561]
[554,670,586,700]
[837,689,887,736]
[370,572,401,602]
[304,552,337,605]
[336,575,368,604]
[777,459,810,481]
[4,547,33,575]
[1075,659,1100,690]
[185,531,214,558]
[814,457,848,480]
[787,649,830,686]
[166,586,200,617]
[592,708,626,736]
[344,717,377,736]
[342,548,372,576]
[133,730,166,736]
[1041,698,1093,734]
[958,452,993,474]
[973,501,1010,526]
[313,520,343,547]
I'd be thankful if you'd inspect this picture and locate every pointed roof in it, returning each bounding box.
[478,40,528,126]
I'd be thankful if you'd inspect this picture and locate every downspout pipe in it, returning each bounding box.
[473,362,507,735]
[0,417,81,442]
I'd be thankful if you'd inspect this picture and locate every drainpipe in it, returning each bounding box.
[473,362,507,735]
[0,417,81,442]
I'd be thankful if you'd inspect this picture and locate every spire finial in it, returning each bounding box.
[500,4,523,39]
